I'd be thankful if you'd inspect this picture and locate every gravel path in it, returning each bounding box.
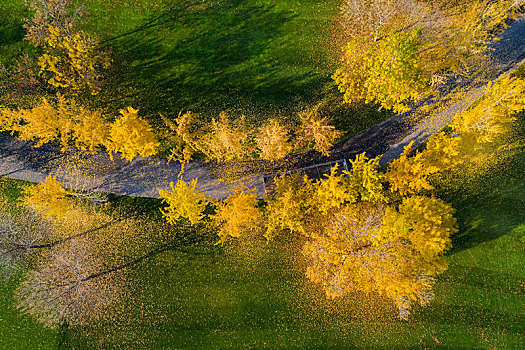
[1,16,524,199]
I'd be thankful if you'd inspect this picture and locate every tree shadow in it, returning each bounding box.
[435,111,525,254]
[96,0,326,122]
[442,264,525,295]
[0,5,31,64]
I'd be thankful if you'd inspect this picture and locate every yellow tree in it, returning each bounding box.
[297,107,341,156]
[386,75,525,195]
[265,172,315,241]
[23,0,84,46]
[302,198,455,319]
[386,135,463,196]
[198,112,254,162]
[161,111,203,170]
[107,107,160,162]
[345,153,386,203]
[314,164,358,214]
[333,28,427,113]
[255,119,292,161]
[0,97,65,147]
[159,178,207,226]
[212,188,261,245]
[22,175,71,217]
[452,74,525,144]
[37,25,111,94]
[0,94,108,152]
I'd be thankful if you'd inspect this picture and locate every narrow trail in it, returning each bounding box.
[1,17,524,199]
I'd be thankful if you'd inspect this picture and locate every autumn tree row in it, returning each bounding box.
[157,73,525,319]
[9,62,525,328]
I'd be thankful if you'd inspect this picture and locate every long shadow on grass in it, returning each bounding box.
[98,0,325,120]
[439,112,525,254]
[443,264,525,295]
[0,5,30,62]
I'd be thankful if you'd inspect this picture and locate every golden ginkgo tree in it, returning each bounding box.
[265,154,457,319]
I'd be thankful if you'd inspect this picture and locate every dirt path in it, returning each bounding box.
[1,17,524,199]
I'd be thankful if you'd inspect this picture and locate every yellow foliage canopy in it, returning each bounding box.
[255,119,292,161]
[337,0,522,112]
[303,196,456,319]
[386,76,525,195]
[314,164,357,214]
[213,188,261,245]
[453,75,525,144]
[265,173,314,241]
[198,112,254,162]
[386,134,463,196]
[107,107,160,162]
[297,108,341,156]
[333,28,427,113]
[345,153,386,203]
[0,99,158,162]
[22,175,71,217]
[159,178,207,226]
[38,25,111,94]
[0,95,108,152]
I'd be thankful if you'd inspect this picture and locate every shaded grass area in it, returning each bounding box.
[0,2,34,65]
[69,0,344,129]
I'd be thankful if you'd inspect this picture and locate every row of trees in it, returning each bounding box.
[164,105,341,168]
[0,95,342,164]
[1,0,524,329]
[157,73,525,319]
[0,97,159,161]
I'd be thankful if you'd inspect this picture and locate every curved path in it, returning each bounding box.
[1,17,525,199]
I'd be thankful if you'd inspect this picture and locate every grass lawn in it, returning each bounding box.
[83,0,343,121]
[2,0,356,122]
[0,113,523,349]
